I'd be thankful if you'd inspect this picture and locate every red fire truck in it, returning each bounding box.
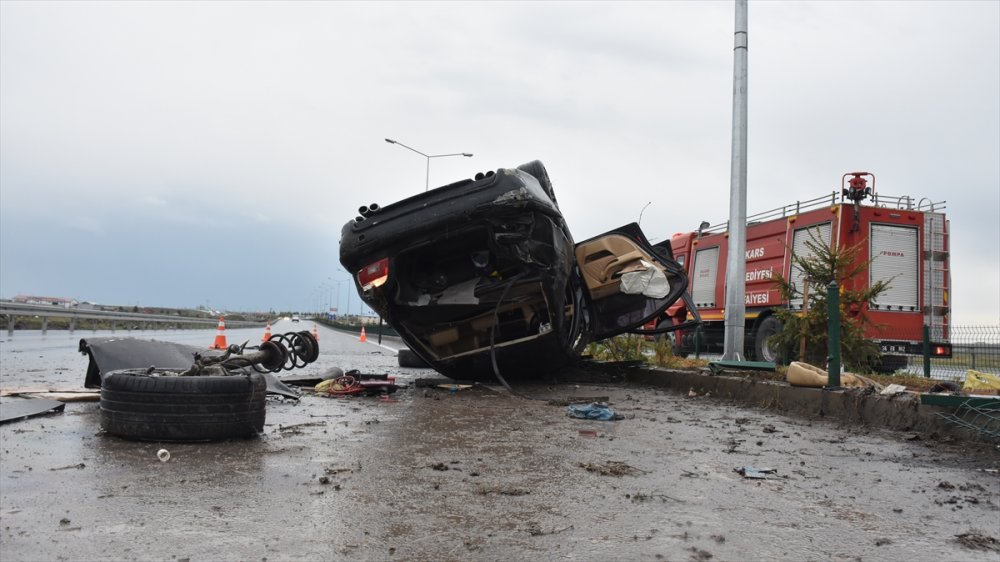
[652,172,951,371]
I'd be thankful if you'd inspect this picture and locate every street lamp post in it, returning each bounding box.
[329,276,349,319]
[638,201,652,226]
[385,138,473,191]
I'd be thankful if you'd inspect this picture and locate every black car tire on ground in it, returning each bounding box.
[100,370,266,441]
[753,316,783,362]
[516,160,558,208]
[398,348,430,368]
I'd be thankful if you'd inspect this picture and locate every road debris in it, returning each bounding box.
[964,370,1000,394]
[953,531,1000,552]
[725,438,744,453]
[49,463,85,471]
[157,449,170,462]
[547,396,610,406]
[277,421,326,433]
[525,522,573,536]
[626,491,684,503]
[437,384,473,393]
[315,372,399,397]
[476,485,530,496]
[735,466,778,479]
[1,388,100,402]
[579,461,647,476]
[280,366,345,387]
[880,384,909,395]
[0,398,66,425]
[566,402,623,420]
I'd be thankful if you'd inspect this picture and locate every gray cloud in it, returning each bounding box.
[1,1,997,322]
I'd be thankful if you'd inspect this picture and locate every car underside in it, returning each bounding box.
[340,161,691,381]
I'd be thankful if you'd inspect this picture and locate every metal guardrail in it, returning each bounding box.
[0,302,262,331]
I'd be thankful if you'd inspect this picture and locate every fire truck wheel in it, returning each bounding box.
[100,370,266,441]
[872,354,908,374]
[753,316,783,362]
[516,160,558,208]
[398,348,430,368]
[655,318,688,358]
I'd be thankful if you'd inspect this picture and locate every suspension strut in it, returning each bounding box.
[182,331,320,376]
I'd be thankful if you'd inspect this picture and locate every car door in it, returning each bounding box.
[574,223,690,340]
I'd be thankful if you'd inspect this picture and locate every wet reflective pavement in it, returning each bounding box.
[2,322,999,561]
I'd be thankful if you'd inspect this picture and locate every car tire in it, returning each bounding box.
[398,348,430,368]
[753,316,782,362]
[516,160,558,208]
[100,370,266,441]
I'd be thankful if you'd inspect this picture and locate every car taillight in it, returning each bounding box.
[931,343,952,358]
[358,258,390,291]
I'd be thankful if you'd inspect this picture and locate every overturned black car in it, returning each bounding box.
[339,161,693,381]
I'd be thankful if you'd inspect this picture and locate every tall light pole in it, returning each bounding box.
[722,0,749,361]
[337,268,354,322]
[385,138,473,191]
[328,276,348,318]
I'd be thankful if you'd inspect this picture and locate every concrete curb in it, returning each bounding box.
[625,367,989,443]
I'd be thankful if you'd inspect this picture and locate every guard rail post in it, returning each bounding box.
[826,281,841,388]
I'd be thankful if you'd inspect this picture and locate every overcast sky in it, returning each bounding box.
[1,1,997,323]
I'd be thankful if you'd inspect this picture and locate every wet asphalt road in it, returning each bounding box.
[1,320,999,561]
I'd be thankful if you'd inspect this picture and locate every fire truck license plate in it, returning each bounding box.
[878,341,910,354]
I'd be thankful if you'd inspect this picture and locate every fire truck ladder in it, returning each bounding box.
[923,210,949,340]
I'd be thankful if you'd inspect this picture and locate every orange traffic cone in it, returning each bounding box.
[210,316,228,349]
[262,321,271,342]
[359,326,367,343]
[312,324,320,342]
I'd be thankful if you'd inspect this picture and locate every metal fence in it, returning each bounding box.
[683,323,1000,382]
[879,325,1000,381]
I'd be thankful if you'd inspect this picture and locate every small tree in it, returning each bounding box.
[769,231,890,372]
